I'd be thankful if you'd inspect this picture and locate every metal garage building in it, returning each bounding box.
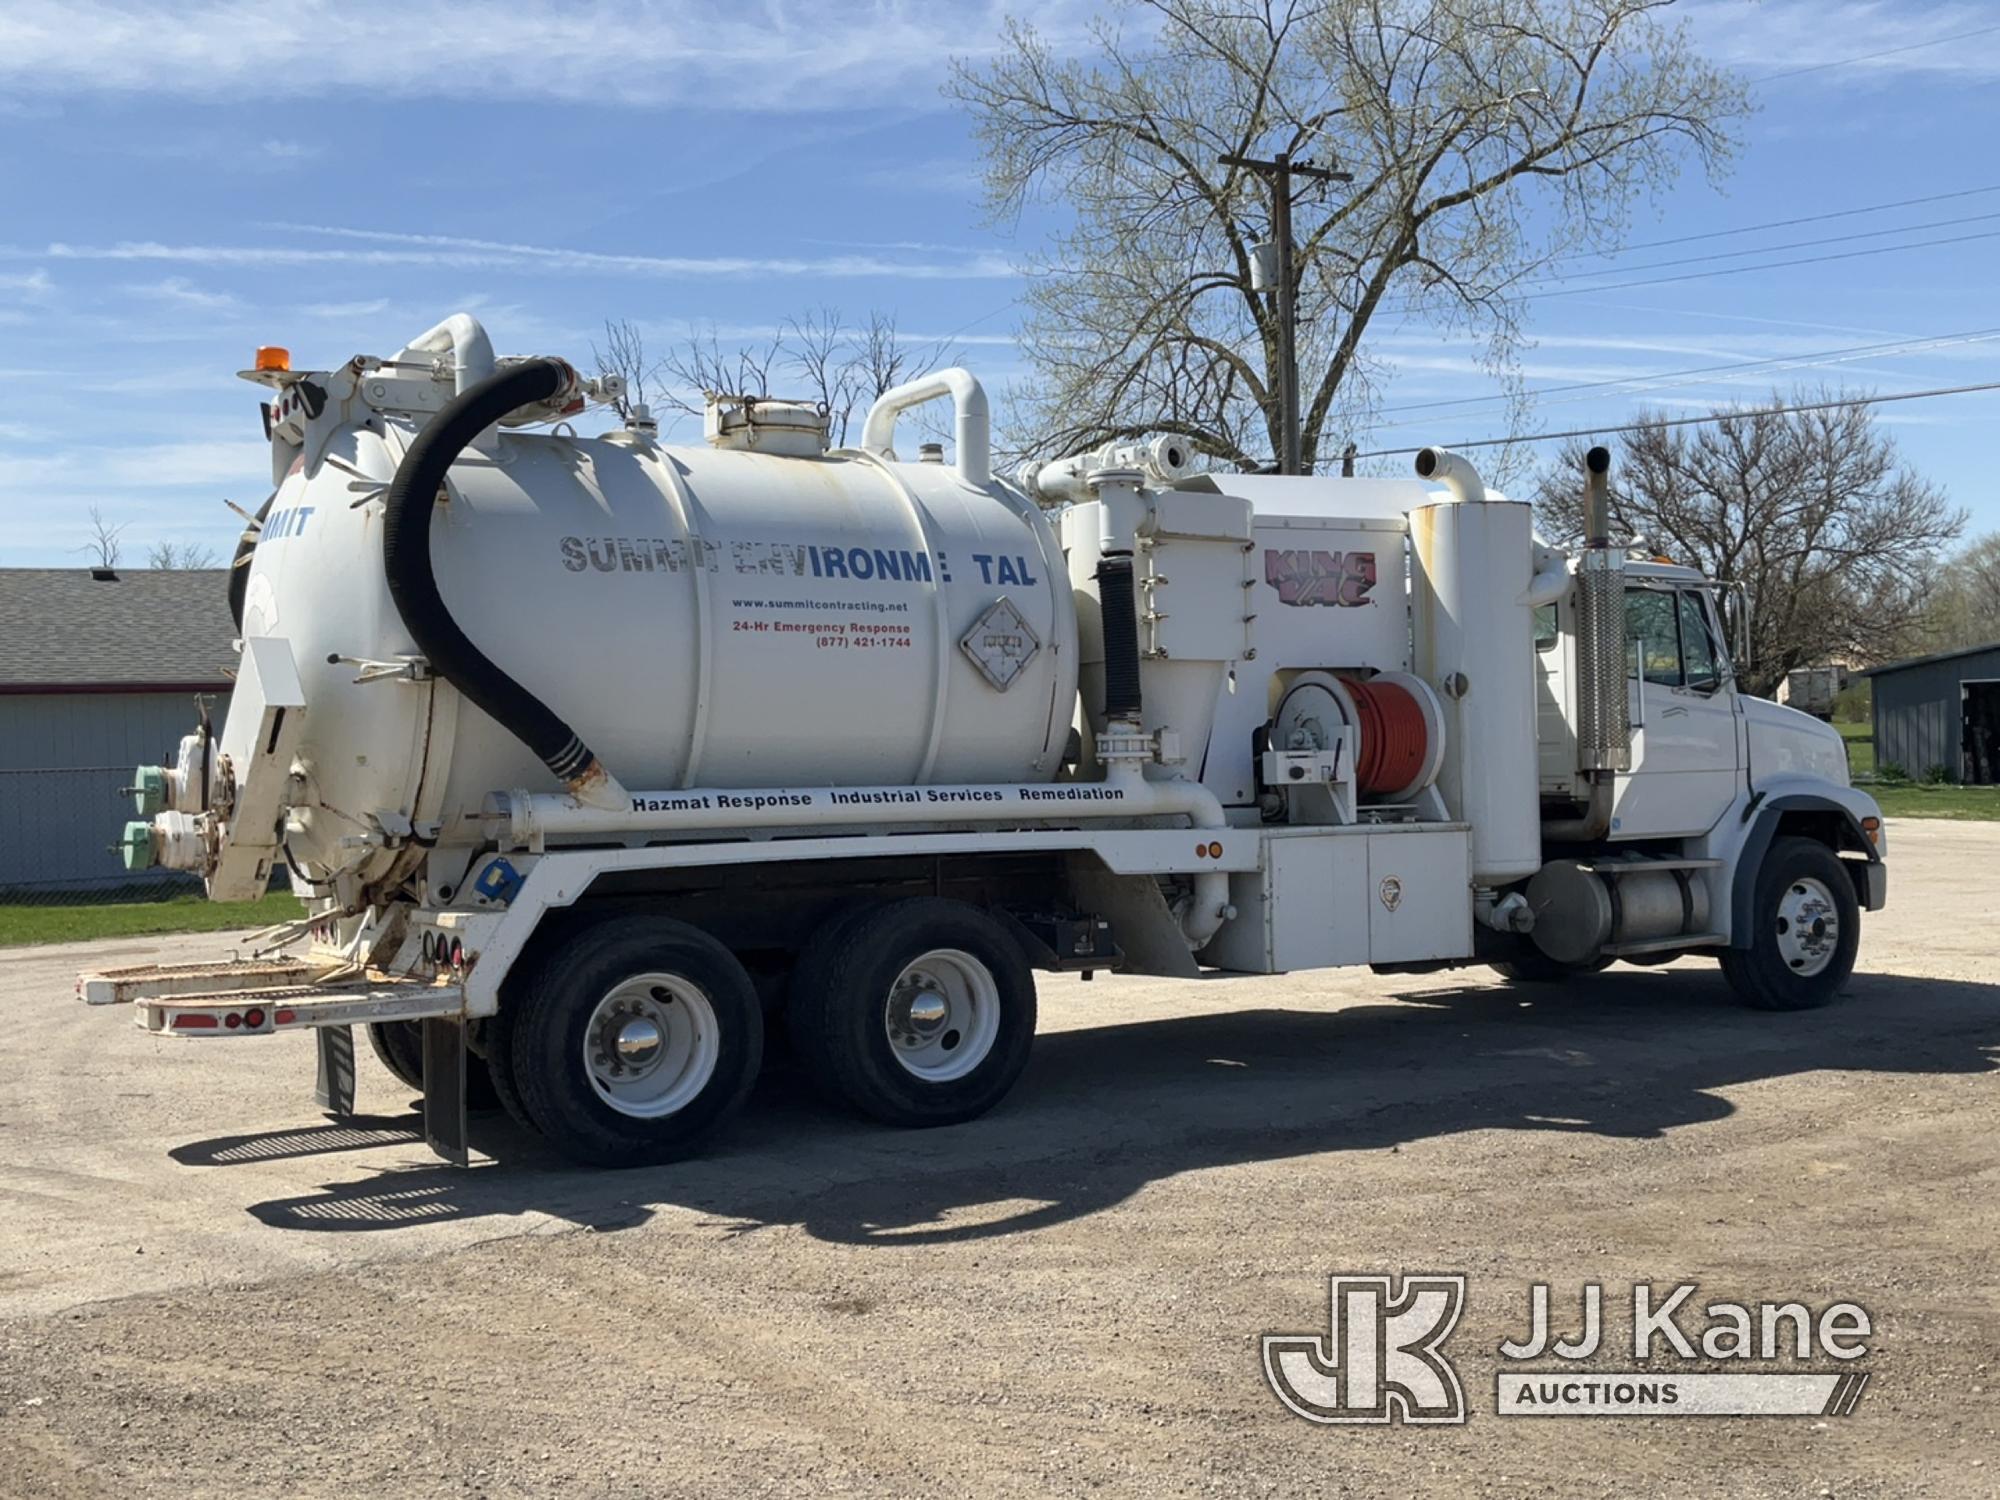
[0,567,235,896]
[1863,641,2000,786]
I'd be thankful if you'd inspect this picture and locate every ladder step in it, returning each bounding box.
[78,957,326,1007]
[138,981,465,1038]
[1603,930,1726,957]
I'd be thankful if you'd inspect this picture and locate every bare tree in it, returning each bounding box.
[79,505,126,570]
[147,540,220,569]
[842,312,957,447]
[1918,533,2000,653]
[784,307,864,444]
[656,324,785,422]
[1532,393,1965,696]
[948,0,1747,469]
[590,317,660,421]
[639,312,955,447]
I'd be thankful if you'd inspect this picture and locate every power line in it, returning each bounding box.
[1530,208,2000,284]
[1751,23,2000,86]
[1550,183,2000,262]
[1368,223,2000,320]
[1511,225,2000,304]
[1367,326,2000,427]
[1353,379,2000,460]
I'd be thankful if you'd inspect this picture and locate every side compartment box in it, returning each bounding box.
[1365,825,1472,964]
[1202,825,1472,973]
[1203,830,1370,974]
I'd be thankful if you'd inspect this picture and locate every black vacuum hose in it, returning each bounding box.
[381,358,604,793]
[227,491,273,631]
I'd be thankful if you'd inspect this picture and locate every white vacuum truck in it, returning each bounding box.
[80,315,1887,1166]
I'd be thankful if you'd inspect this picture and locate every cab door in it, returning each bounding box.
[1611,585,1743,838]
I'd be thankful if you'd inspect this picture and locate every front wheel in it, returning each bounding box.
[509,915,764,1167]
[1720,836,1860,1011]
[789,898,1036,1127]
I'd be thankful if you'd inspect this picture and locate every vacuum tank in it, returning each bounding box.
[198,322,1076,892]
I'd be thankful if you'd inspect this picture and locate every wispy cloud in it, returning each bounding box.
[11,225,1018,281]
[0,1,1098,110]
[123,276,239,311]
[0,268,53,297]
[300,297,394,319]
[1689,0,2000,86]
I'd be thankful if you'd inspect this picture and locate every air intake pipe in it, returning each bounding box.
[1544,445,1628,842]
[381,357,628,811]
[1414,446,1486,504]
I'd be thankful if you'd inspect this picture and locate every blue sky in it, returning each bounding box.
[2,0,1998,567]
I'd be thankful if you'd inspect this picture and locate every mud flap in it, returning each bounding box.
[314,1025,356,1117]
[422,1015,469,1166]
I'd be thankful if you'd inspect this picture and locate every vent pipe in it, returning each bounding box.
[1414,446,1485,504]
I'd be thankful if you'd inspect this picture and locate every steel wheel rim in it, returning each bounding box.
[1773,876,1840,977]
[583,972,720,1119]
[883,947,1001,1083]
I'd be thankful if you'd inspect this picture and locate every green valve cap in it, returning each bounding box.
[129,764,169,817]
[119,820,157,871]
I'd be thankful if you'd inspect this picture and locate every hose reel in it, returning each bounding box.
[1265,670,1447,822]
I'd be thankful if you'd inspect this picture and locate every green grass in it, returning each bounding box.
[1866,782,2000,821]
[1837,720,1875,778]
[1836,721,2000,818]
[0,889,305,948]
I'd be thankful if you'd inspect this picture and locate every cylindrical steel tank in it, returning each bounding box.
[1409,489,1542,886]
[229,416,1076,884]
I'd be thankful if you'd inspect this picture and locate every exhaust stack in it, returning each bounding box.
[1574,446,1630,776]
[1543,446,1628,844]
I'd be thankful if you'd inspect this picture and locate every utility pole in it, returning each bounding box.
[1220,149,1350,475]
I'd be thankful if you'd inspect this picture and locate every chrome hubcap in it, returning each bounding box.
[614,1015,665,1067]
[1773,877,1840,977]
[884,948,1001,1083]
[584,973,720,1119]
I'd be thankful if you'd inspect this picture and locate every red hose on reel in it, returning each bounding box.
[1344,676,1433,797]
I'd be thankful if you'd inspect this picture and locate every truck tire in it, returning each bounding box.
[477,1010,539,1134]
[508,915,764,1167]
[789,898,1036,1127]
[365,1020,501,1112]
[1721,836,1860,1011]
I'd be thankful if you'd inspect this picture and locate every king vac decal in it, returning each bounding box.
[1265,548,1376,607]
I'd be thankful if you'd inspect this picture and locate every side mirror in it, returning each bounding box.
[1721,582,1755,672]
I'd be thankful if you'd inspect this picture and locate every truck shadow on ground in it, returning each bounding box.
[217,965,2000,1241]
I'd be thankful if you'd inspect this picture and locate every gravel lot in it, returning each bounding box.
[2,819,1996,1497]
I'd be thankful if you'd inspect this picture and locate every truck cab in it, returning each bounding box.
[1539,561,1747,840]
[1522,538,1882,999]
[1536,558,1862,841]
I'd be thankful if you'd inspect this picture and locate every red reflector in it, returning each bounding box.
[449,938,465,967]
[172,1013,219,1029]
[225,1012,241,1029]
[274,1008,297,1025]
[244,1008,266,1029]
